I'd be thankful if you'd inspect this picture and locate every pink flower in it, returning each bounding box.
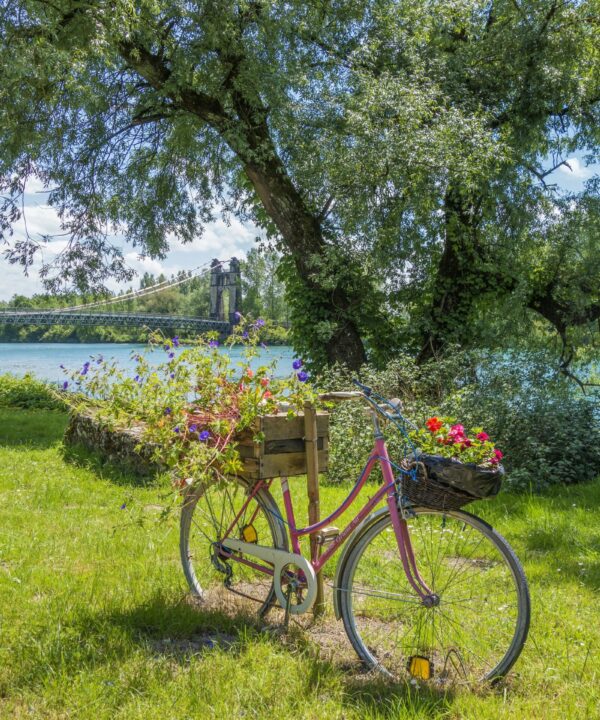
[490,457,499,465]
[448,424,466,442]
[494,449,504,461]
[476,432,490,442]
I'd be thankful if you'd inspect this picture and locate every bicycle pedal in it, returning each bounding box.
[316,526,339,545]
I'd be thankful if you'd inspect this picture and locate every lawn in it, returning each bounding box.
[0,408,599,719]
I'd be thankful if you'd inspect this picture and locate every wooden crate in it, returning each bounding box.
[235,411,329,480]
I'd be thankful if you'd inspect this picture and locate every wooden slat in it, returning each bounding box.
[255,413,329,441]
[304,402,325,616]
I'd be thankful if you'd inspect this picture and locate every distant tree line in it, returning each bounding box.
[0,250,289,343]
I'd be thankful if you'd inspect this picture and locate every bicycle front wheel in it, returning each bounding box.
[339,508,530,685]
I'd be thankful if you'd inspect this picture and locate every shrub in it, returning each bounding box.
[440,352,600,490]
[0,373,67,411]
[318,351,600,491]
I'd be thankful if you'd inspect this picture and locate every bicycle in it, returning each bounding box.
[180,383,530,685]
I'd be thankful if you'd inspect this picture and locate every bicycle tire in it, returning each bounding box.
[339,507,530,684]
[180,478,288,616]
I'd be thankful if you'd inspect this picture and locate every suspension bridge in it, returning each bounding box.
[0,258,242,336]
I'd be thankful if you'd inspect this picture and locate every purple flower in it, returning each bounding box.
[297,370,309,382]
[168,352,175,359]
[59,364,65,370]
[62,381,68,390]
[189,424,197,432]
[234,311,242,320]
[242,331,249,339]
[199,430,210,441]
[81,361,90,376]
[164,407,171,415]
[292,359,303,370]
[174,426,180,434]
[164,344,170,352]
[209,340,219,349]
[169,372,175,379]
[120,503,127,510]
[134,375,141,383]
[172,336,180,347]
[254,318,265,328]
[96,356,103,364]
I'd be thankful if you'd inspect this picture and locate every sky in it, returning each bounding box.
[0,154,598,302]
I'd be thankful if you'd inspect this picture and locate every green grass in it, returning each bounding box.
[1,408,599,719]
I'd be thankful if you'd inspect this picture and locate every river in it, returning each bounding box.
[0,342,297,383]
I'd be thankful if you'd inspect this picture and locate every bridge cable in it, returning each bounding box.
[45,258,230,313]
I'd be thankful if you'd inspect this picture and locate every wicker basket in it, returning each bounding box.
[399,459,482,511]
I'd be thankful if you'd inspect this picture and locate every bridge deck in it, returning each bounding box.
[0,310,231,334]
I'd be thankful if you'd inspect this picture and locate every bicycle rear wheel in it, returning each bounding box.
[180,478,288,616]
[339,508,530,684]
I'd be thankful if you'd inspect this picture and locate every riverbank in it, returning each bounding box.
[0,406,599,718]
[0,322,290,345]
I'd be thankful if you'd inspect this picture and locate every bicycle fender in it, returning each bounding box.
[332,507,390,620]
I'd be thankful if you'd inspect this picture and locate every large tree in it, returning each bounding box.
[1,1,599,371]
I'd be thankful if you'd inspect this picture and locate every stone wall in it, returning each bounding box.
[63,410,161,478]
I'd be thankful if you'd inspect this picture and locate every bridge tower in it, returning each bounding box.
[209,258,242,324]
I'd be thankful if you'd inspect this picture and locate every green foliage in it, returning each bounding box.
[61,324,315,494]
[0,373,66,410]
[2,407,600,718]
[0,0,599,369]
[408,417,501,467]
[319,352,600,491]
[441,352,600,490]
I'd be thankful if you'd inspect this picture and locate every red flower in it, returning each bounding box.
[476,431,490,442]
[245,369,254,379]
[426,417,443,432]
[494,449,503,461]
[260,377,270,387]
[263,390,273,400]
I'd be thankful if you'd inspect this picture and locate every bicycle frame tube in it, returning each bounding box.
[220,435,434,601]
[283,438,434,599]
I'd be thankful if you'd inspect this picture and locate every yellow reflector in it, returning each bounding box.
[408,655,432,680]
[241,524,258,543]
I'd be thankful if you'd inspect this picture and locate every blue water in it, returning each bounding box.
[0,343,297,383]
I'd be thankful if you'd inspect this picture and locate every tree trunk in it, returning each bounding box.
[119,41,368,370]
[227,90,367,369]
[243,160,367,370]
[417,188,487,363]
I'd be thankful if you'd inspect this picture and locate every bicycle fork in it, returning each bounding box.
[378,438,440,608]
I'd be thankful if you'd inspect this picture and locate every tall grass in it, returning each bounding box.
[0,408,598,719]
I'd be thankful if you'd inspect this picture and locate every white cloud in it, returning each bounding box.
[1,190,260,300]
[558,157,593,180]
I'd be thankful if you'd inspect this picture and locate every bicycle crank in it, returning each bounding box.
[220,539,317,614]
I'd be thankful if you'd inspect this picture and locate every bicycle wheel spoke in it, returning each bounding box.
[180,479,286,615]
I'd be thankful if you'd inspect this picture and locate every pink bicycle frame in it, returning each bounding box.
[222,433,435,602]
